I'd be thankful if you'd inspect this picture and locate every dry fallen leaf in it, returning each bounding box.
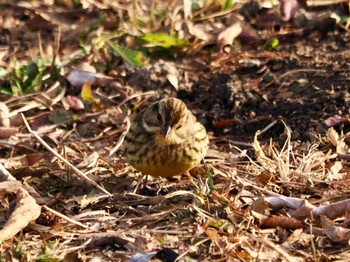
[251,196,270,218]
[265,196,306,210]
[217,16,243,53]
[320,215,350,243]
[0,186,41,241]
[186,21,216,43]
[164,63,179,90]
[0,127,19,138]
[324,116,348,127]
[62,96,85,110]
[313,199,350,220]
[0,102,10,127]
[213,119,237,128]
[260,216,305,229]
[327,127,340,147]
[281,0,300,22]
[328,161,345,181]
[67,69,96,87]
[264,196,350,221]
[327,127,350,160]
[0,163,16,182]
[253,131,277,173]
[183,0,192,19]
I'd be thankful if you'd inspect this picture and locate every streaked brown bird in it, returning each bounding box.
[125,97,209,178]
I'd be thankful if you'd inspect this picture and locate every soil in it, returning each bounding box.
[1,1,350,261]
[127,30,350,146]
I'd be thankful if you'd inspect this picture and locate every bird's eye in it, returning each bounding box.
[156,113,162,122]
[176,124,182,130]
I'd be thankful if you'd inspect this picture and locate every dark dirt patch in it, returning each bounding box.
[126,29,350,144]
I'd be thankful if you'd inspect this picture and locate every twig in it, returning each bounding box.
[43,205,94,230]
[50,26,61,74]
[116,90,157,109]
[277,69,326,82]
[109,117,130,156]
[0,163,16,182]
[165,190,206,205]
[309,212,318,261]
[259,120,278,136]
[193,5,242,22]
[0,140,17,148]
[228,140,254,147]
[307,0,350,6]
[21,113,111,195]
[175,238,210,261]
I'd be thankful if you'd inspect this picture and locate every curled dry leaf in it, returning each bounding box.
[213,119,237,128]
[328,161,345,180]
[186,21,216,43]
[254,171,275,185]
[166,73,179,90]
[218,16,243,53]
[336,140,350,157]
[324,115,349,127]
[239,23,260,44]
[62,96,85,110]
[327,127,339,147]
[25,153,44,166]
[336,133,350,160]
[164,63,179,90]
[250,197,270,218]
[67,70,96,87]
[327,127,350,159]
[81,81,100,105]
[0,186,41,241]
[265,196,306,210]
[253,131,277,173]
[0,127,19,138]
[263,196,314,220]
[281,0,300,22]
[289,201,317,219]
[313,199,350,220]
[260,216,305,229]
[263,196,350,221]
[320,215,350,242]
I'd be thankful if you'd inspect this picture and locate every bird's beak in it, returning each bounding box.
[162,125,172,138]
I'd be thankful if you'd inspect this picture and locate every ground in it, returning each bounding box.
[0,0,350,261]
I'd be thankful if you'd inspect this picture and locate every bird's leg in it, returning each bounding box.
[133,173,148,193]
[143,174,149,188]
[185,171,199,190]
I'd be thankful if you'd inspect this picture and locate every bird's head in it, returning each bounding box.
[142,97,188,138]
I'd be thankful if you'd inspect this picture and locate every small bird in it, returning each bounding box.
[125,97,209,178]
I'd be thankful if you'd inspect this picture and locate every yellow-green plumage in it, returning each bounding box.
[124,97,209,178]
